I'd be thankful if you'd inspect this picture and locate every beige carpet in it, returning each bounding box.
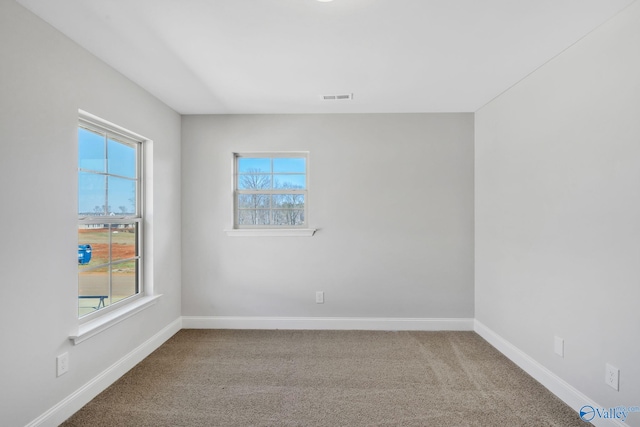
[62,330,585,426]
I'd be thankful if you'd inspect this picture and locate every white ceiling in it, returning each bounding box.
[17,0,635,114]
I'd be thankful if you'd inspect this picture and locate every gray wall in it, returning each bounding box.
[475,0,640,419]
[0,1,181,425]
[181,114,474,319]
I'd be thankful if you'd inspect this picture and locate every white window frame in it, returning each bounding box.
[72,110,159,344]
[226,152,316,237]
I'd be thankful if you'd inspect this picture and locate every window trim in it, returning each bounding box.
[76,110,149,327]
[229,152,316,236]
[225,228,316,237]
[70,295,161,345]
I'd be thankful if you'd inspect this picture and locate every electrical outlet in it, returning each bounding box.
[57,352,69,377]
[315,291,324,304]
[605,363,619,391]
[554,336,564,357]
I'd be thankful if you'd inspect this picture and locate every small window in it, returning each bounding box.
[77,115,143,318]
[234,153,308,228]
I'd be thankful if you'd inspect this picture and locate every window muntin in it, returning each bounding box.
[78,119,142,318]
[234,153,308,228]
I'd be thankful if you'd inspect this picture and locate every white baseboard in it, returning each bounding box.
[27,317,182,427]
[474,320,625,427]
[181,316,474,331]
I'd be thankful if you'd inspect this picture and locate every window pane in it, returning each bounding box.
[108,139,136,178]
[79,172,107,216]
[108,176,136,215]
[238,173,271,190]
[273,158,305,173]
[78,127,105,172]
[238,194,270,209]
[79,270,110,316]
[112,260,137,304]
[234,153,308,229]
[78,118,142,318]
[238,158,270,173]
[273,174,306,189]
[238,209,270,225]
[273,209,304,226]
[272,194,305,209]
[111,223,137,263]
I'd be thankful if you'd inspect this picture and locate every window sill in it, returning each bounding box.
[70,295,162,345]
[225,228,317,237]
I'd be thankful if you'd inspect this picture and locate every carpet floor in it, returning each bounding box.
[62,330,586,426]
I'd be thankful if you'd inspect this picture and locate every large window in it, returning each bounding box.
[234,153,308,228]
[77,115,143,318]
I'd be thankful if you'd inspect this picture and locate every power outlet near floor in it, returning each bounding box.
[57,352,69,377]
[315,291,324,304]
[605,363,619,391]
[554,336,564,357]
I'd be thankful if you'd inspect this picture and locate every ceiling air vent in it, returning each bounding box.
[321,93,353,101]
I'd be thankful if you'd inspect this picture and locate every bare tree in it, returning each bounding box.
[238,169,270,225]
[239,169,270,190]
[272,182,304,226]
[238,170,304,226]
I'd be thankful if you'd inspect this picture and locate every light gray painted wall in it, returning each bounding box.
[181,114,474,319]
[475,1,640,420]
[0,1,181,426]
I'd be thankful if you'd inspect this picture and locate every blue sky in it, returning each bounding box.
[238,157,305,174]
[78,127,137,215]
[238,157,306,189]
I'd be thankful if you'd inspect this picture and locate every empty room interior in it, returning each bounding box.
[1,0,640,425]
